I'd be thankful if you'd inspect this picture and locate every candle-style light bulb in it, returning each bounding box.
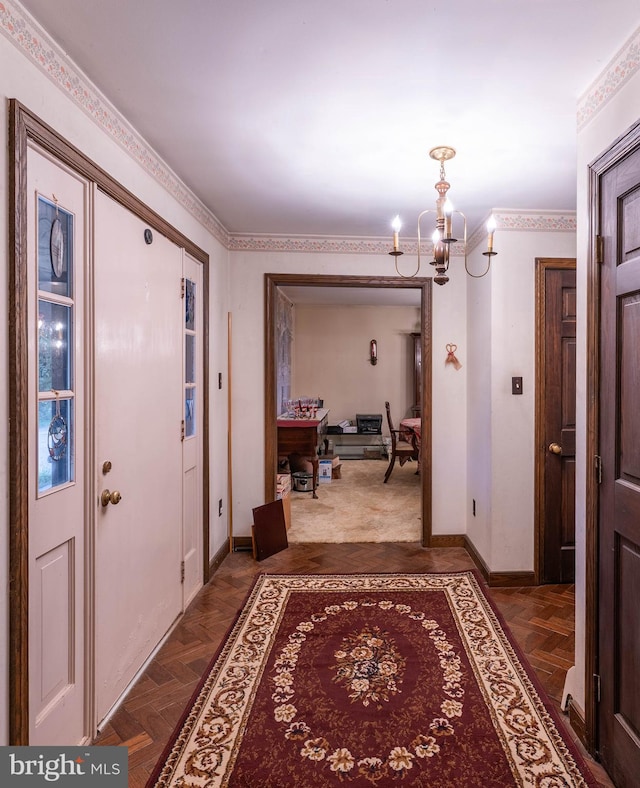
[486,215,497,253]
[391,215,402,252]
[444,199,453,239]
[431,228,441,246]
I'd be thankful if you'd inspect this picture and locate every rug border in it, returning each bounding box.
[145,572,267,787]
[146,570,599,787]
[457,571,599,787]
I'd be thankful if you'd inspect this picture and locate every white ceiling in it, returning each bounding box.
[17,0,640,241]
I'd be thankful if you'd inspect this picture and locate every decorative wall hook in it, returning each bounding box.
[370,339,378,365]
[445,343,462,370]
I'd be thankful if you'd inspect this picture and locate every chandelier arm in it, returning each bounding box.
[464,258,492,278]
[394,256,421,278]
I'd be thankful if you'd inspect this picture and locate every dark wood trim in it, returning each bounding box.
[584,162,601,756]
[429,535,466,548]
[463,535,490,581]
[487,571,536,588]
[8,99,211,744]
[568,698,588,750]
[8,98,30,745]
[208,540,230,577]
[264,273,432,547]
[534,257,576,585]
[585,117,640,756]
[464,536,535,587]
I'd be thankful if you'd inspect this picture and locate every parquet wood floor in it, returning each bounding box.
[93,543,614,787]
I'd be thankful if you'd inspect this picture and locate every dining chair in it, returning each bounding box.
[383,401,418,483]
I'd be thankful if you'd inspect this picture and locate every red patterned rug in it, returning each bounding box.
[148,572,597,787]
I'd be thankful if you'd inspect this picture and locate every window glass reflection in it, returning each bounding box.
[38,398,74,493]
[38,196,73,298]
[185,278,195,330]
[38,300,72,392]
[185,390,196,437]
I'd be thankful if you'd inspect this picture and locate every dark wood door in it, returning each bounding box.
[597,143,640,785]
[541,264,576,583]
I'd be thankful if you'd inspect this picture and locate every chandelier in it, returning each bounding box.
[389,146,497,284]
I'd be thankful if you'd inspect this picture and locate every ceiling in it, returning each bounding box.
[16,0,640,241]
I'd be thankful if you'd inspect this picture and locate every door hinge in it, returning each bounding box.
[180,561,185,584]
[595,454,602,484]
[180,419,185,441]
[180,277,185,298]
[595,235,604,265]
[594,673,601,703]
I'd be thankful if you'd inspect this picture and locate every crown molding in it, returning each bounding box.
[577,25,640,131]
[232,211,576,254]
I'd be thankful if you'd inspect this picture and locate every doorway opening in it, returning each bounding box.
[264,273,432,547]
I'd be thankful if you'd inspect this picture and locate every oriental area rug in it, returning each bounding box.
[148,572,597,787]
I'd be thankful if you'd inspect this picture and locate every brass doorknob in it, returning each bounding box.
[548,443,562,455]
[101,489,122,507]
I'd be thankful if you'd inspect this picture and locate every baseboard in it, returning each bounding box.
[429,534,466,548]
[463,535,490,581]
[209,540,230,577]
[232,535,254,552]
[464,536,536,587]
[567,698,588,750]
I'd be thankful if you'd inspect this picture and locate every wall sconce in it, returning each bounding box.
[370,339,378,365]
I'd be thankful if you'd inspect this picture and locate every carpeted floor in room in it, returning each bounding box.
[288,458,421,543]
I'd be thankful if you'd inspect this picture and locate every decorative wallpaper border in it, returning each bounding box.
[231,211,576,255]
[577,26,640,131]
[0,1,589,254]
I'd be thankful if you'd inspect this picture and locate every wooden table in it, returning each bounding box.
[277,408,329,498]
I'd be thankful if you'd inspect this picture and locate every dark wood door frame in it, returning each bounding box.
[264,273,433,547]
[534,257,576,585]
[585,118,640,755]
[8,99,211,744]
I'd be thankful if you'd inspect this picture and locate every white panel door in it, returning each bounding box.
[94,191,183,724]
[182,254,203,606]
[27,145,88,745]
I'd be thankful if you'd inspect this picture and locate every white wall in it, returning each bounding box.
[467,226,576,571]
[573,29,640,711]
[0,22,230,744]
[292,304,420,425]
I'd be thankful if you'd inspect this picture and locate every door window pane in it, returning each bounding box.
[38,300,72,392]
[38,196,73,298]
[185,335,195,384]
[185,389,196,438]
[185,278,195,330]
[38,398,74,493]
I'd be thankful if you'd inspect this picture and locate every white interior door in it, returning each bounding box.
[94,191,183,724]
[182,253,203,606]
[27,145,89,745]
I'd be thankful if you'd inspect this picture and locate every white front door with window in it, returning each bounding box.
[27,145,89,745]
